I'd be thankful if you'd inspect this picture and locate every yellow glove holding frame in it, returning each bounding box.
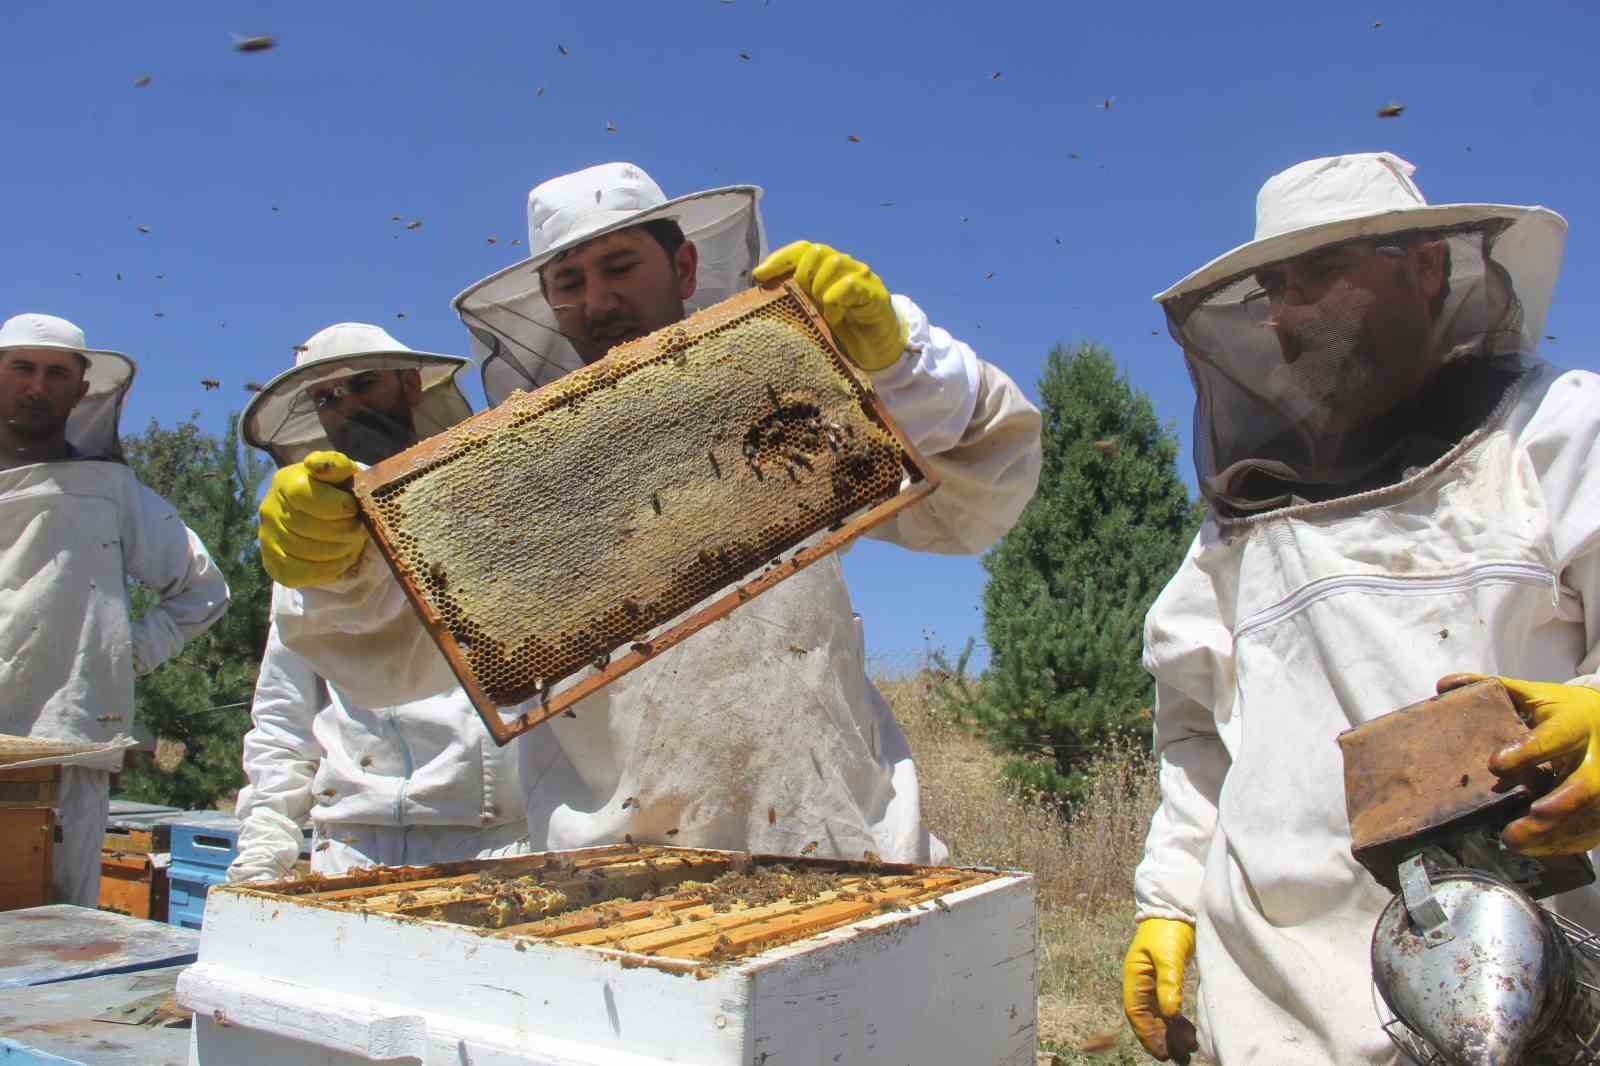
[1123,917,1199,1063]
[1439,672,1600,856]
[258,450,368,588]
[752,240,908,372]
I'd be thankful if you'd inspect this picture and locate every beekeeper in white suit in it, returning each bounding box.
[257,163,1042,864]
[0,313,228,905]
[229,323,546,879]
[1122,153,1600,1064]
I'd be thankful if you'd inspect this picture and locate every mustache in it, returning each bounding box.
[328,406,415,465]
[584,310,641,338]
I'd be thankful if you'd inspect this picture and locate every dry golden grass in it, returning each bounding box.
[880,672,1192,1064]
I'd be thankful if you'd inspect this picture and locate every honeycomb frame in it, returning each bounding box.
[223,844,1007,974]
[352,280,937,744]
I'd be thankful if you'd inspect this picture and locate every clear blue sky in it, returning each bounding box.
[6,1,1598,671]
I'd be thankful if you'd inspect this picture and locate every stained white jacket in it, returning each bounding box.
[229,618,535,881]
[1133,362,1600,1064]
[274,296,1042,863]
[0,460,229,745]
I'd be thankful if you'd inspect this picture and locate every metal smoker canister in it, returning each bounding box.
[1340,680,1600,1065]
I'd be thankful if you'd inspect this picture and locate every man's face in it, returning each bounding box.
[1252,237,1446,441]
[305,368,422,465]
[0,347,89,442]
[541,227,699,364]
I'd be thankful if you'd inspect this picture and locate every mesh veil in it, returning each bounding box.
[1166,223,1542,516]
[455,189,765,406]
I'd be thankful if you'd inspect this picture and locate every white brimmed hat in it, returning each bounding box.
[0,313,137,460]
[241,322,472,466]
[1154,152,1566,339]
[452,161,765,404]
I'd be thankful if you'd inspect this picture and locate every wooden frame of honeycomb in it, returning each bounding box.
[352,280,937,744]
[222,845,1004,973]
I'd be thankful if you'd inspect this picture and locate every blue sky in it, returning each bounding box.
[6,1,1598,670]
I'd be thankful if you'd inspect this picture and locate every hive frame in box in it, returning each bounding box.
[353,280,938,745]
[177,846,1037,1066]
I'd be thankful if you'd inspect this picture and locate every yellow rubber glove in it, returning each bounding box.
[1439,673,1600,856]
[1123,918,1200,1063]
[257,450,367,588]
[753,240,909,371]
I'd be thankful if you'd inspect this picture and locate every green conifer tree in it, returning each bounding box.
[119,414,272,809]
[942,343,1203,800]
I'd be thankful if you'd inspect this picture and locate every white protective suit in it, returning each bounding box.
[0,315,230,905]
[1133,156,1599,1064]
[229,622,533,879]
[273,295,1042,863]
[231,323,538,880]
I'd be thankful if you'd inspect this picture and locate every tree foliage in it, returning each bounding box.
[939,343,1204,801]
[120,414,272,809]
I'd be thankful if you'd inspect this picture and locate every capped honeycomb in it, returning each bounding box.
[352,281,934,739]
[235,844,1001,972]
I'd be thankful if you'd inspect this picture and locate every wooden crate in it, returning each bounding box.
[0,807,55,911]
[99,849,170,922]
[0,765,60,808]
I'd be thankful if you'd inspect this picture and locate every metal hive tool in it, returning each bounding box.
[353,280,937,743]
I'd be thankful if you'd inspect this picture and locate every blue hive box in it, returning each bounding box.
[163,815,312,930]
[166,816,241,930]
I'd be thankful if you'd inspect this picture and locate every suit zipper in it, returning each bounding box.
[1234,561,1558,643]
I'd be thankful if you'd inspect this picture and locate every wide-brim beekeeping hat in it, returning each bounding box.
[0,313,137,461]
[1154,152,1567,516]
[242,322,472,467]
[1155,152,1565,316]
[452,161,765,404]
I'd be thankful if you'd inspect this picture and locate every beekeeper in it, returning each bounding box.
[1122,152,1600,1064]
[230,323,552,879]
[256,162,1042,864]
[0,313,229,905]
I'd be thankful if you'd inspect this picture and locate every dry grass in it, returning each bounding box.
[880,672,1184,1064]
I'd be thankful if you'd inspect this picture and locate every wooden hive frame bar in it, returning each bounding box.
[352,280,939,745]
[236,846,1001,969]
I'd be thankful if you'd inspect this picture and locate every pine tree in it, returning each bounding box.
[941,343,1203,800]
[119,414,273,809]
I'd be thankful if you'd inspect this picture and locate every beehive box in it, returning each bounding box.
[352,280,937,743]
[98,849,169,922]
[0,764,60,807]
[178,845,1036,1065]
[0,807,54,911]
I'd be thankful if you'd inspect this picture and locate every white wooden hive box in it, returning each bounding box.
[177,845,1036,1065]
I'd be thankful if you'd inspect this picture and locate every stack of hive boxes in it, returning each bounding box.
[0,740,58,911]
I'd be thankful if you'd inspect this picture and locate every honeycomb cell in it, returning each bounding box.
[355,286,921,708]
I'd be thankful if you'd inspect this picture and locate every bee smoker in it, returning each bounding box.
[1340,679,1600,1065]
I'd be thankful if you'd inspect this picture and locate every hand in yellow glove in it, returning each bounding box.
[752,240,908,372]
[1123,917,1200,1063]
[1439,673,1600,856]
[258,450,367,588]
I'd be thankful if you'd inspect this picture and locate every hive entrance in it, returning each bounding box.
[353,281,935,742]
[243,846,999,973]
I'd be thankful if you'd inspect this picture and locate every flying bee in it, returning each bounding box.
[200,378,220,390]
[799,841,818,856]
[233,33,278,52]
